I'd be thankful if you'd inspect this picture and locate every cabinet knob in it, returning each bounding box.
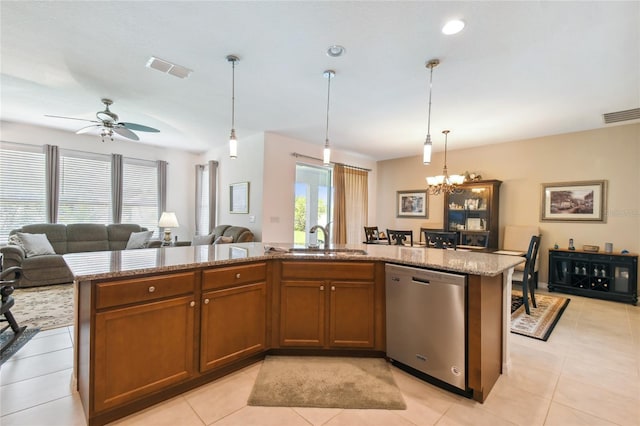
[204,298,210,304]
[148,286,156,293]
[331,286,335,291]
[189,301,195,307]
[320,285,324,291]
[236,273,241,279]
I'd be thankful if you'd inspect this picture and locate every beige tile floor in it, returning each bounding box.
[1,288,639,426]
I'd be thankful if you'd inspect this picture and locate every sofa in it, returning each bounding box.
[192,224,255,245]
[1,223,161,288]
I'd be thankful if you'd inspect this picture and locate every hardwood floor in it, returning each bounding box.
[1,288,638,425]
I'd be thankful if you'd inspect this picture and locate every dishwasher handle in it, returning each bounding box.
[412,277,431,285]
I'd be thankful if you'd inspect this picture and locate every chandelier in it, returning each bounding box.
[426,130,465,195]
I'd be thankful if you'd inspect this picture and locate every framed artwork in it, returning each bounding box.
[540,180,607,222]
[229,246,249,259]
[229,181,249,214]
[396,190,428,218]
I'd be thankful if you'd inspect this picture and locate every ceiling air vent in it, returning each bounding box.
[146,56,193,79]
[603,108,640,124]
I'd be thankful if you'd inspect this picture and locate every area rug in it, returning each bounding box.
[248,356,406,410]
[1,327,40,365]
[511,291,570,341]
[10,284,74,330]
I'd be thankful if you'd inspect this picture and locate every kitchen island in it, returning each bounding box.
[65,242,523,426]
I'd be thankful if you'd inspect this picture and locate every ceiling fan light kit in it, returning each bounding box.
[45,98,160,143]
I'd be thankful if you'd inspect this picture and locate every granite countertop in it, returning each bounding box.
[63,242,525,281]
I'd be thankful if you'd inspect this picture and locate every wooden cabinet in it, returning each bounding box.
[92,272,197,413]
[200,263,268,371]
[548,249,637,304]
[279,261,375,348]
[444,179,501,248]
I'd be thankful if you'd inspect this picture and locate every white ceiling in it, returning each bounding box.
[1,1,638,160]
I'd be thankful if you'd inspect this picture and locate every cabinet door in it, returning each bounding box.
[200,282,267,372]
[94,296,195,412]
[280,280,325,347]
[329,281,375,348]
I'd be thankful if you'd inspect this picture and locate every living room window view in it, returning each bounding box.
[1,2,639,426]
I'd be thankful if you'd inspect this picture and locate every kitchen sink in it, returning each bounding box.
[287,248,368,256]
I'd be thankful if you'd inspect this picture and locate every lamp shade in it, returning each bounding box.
[158,212,179,228]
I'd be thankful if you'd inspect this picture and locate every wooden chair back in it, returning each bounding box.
[386,229,414,246]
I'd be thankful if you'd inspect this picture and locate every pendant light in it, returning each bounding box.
[426,130,465,195]
[423,59,440,165]
[227,55,239,159]
[323,69,335,165]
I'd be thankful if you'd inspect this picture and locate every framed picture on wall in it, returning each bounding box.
[230,181,249,214]
[396,190,428,218]
[540,180,607,222]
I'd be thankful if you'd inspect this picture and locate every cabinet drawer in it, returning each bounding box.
[96,272,196,309]
[203,262,267,290]
[281,261,375,280]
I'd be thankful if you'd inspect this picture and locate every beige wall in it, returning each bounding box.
[200,132,265,240]
[376,123,640,284]
[261,132,378,243]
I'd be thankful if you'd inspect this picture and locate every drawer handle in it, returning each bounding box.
[236,273,241,279]
[204,298,210,304]
[148,286,156,293]
[320,285,324,291]
[190,301,195,307]
[331,286,335,291]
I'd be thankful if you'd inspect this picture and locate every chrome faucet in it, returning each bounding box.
[309,225,330,248]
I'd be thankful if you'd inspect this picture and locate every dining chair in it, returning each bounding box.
[424,231,457,249]
[419,227,444,245]
[520,235,541,315]
[460,230,490,248]
[363,226,380,243]
[503,225,540,288]
[386,229,413,246]
[1,266,27,355]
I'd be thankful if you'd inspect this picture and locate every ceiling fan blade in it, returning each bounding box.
[76,124,100,134]
[113,127,140,141]
[45,114,100,124]
[121,122,160,132]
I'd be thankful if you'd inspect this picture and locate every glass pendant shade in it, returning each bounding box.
[323,144,331,165]
[229,130,237,159]
[423,136,432,164]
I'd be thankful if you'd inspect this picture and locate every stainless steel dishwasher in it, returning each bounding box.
[385,264,468,393]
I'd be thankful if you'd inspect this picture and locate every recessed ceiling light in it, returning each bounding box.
[442,19,465,35]
[326,45,346,57]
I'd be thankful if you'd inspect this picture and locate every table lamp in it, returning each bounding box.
[158,212,179,244]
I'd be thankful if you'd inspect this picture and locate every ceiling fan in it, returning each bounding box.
[45,98,160,142]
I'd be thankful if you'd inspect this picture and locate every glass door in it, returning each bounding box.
[294,164,332,246]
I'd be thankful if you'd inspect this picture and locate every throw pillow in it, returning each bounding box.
[213,236,234,244]
[125,230,154,249]
[8,234,24,249]
[192,234,214,246]
[15,232,56,257]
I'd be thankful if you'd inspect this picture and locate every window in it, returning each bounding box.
[0,143,46,242]
[294,164,332,245]
[58,150,112,224]
[122,158,159,236]
[196,164,210,235]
